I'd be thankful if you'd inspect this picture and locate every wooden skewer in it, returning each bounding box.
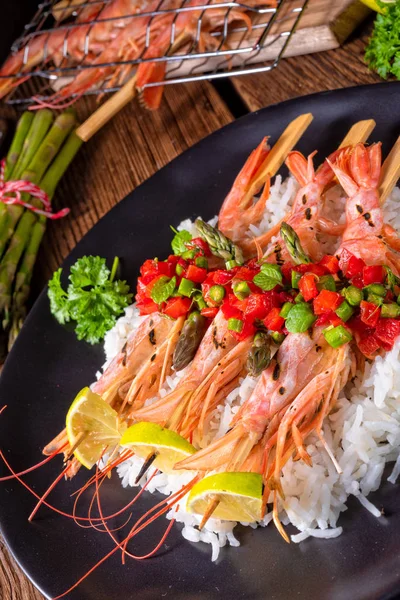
[339,119,376,148]
[380,135,400,203]
[76,76,138,142]
[256,112,314,184]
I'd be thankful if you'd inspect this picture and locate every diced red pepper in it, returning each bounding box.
[281,262,294,283]
[375,318,400,348]
[357,334,381,357]
[313,290,343,315]
[315,312,333,327]
[294,264,327,276]
[328,314,345,328]
[264,307,285,332]
[244,294,271,321]
[231,314,256,341]
[156,261,174,277]
[362,265,385,286]
[351,273,364,289]
[339,249,365,279]
[167,254,180,266]
[348,315,373,338]
[299,273,319,301]
[137,298,159,315]
[163,296,191,319]
[200,306,219,319]
[187,237,211,256]
[319,255,340,274]
[186,264,207,283]
[213,270,233,285]
[234,266,259,282]
[228,293,248,313]
[221,299,242,320]
[360,301,381,328]
[386,289,394,302]
[315,311,344,328]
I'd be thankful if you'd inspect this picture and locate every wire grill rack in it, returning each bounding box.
[3,0,309,106]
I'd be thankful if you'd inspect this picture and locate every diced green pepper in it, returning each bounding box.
[323,325,353,348]
[181,249,196,260]
[291,270,301,289]
[233,281,251,300]
[365,292,384,306]
[294,292,304,303]
[228,318,243,333]
[335,300,354,322]
[195,256,208,269]
[176,263,185,276]
[178,277,196,297]
[270,331,285,344]
[381,303,400,318]
[343,285,363,306]
[317,274,336,292]
[363,283,386,297]
[209,285,225,304]
[279,302,293,319]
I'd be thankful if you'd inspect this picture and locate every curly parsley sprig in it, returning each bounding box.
[48,256,132,344]
[365,1,400,80]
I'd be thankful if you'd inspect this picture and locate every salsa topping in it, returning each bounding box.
[135,221,400,360]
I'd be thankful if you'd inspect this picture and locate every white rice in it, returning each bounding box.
[98,177,400,559]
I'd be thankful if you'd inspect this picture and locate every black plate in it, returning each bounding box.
[1,83,400,600]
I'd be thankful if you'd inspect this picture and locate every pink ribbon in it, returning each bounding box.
[0,159,69,220]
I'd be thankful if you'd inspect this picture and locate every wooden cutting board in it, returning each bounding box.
[166,0,371,78]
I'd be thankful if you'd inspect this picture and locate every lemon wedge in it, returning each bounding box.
[187,472,263,522]
[66,387,125,469]
[120,422,196,474]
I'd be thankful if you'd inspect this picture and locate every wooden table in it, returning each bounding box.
[0,18,382,600]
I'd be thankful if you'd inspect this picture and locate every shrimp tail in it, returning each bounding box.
[175,423,251,472]
[129,385,193,428]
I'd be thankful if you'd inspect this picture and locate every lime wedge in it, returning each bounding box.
[66,387,125,469]
[120,422,196,474]
[360,0,392,12]
[187,472,263,522]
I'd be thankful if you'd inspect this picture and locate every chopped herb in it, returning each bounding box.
[170,227,192,255]
[150,276,176,304]
[48,256,132,344]
[365,1,400,81]
[254,264,282,291]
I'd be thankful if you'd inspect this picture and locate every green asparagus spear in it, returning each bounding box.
[4,112,34,180]
[12,109,53,180]
[173,312,207,371]
[246,331,272,377]
[0,113,35,259]
[280,222,311,265]
[8,131,83,347]
[0,113,77,325]
[195,218,244,265]
[0,110,62,260]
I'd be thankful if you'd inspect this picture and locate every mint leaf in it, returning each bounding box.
[150,276,176,304]
[171,228,192,255]
[254,264,282,291]
[285,303,316,333]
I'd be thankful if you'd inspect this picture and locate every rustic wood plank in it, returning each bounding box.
[232,21,381,112]
[0,538,44,600]
[31,81,233,290]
